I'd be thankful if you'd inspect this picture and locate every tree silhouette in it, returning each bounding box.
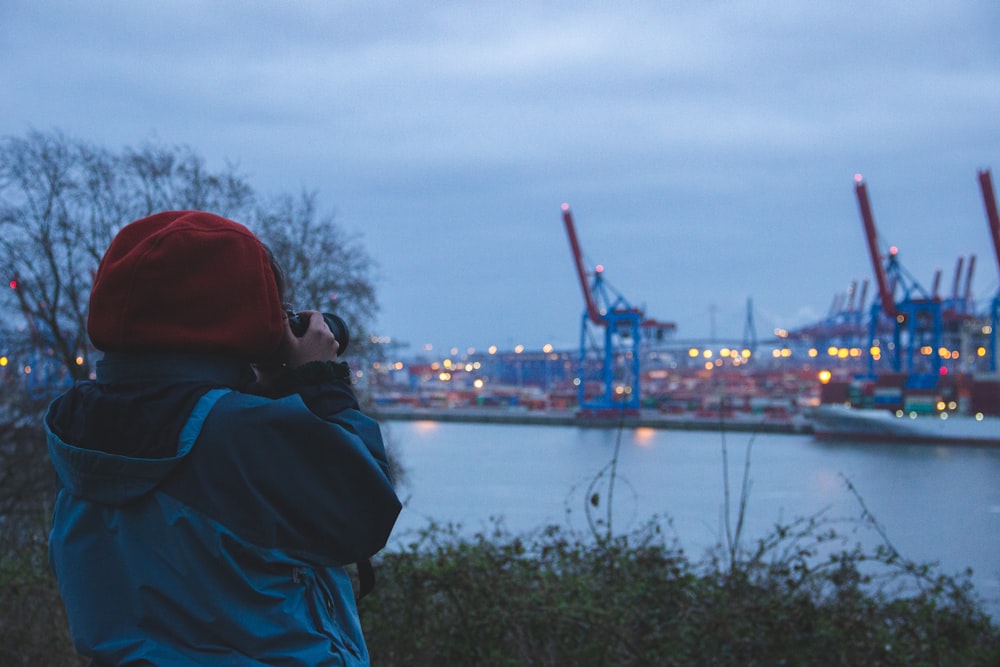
[0,129,380,382]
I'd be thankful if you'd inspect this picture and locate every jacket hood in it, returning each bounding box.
[46,424,193,505]
[47,387,229,505]
[45,354,240,505]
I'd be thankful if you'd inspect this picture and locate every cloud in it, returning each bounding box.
[2,0,999,349]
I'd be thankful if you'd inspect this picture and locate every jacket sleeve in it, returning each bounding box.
[266,360,394,482]
[269,361,359,418]
[162,379,401,566]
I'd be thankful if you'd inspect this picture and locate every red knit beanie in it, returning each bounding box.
[87,210,286,361]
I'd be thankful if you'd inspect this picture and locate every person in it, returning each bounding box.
[45,210,401,666]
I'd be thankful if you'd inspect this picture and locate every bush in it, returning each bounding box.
[0,545,85,666]
[360,519,999,666]
[0,397,86,666]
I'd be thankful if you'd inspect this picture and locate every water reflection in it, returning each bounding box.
[386,421,1000,614]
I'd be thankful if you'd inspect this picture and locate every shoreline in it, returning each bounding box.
[372,405,814,435]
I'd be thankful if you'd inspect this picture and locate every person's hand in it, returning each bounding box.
[252,311,340,391]
[284,310,340,368]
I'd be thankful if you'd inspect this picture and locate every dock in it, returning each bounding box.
[373,405,814,435]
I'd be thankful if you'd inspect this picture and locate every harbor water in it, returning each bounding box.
[383,419,1000,615]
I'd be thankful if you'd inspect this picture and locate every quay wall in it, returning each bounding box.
[373,406,814,435]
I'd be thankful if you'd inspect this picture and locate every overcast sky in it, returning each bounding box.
[3,1,999,355]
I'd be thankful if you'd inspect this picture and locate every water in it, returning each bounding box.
[383,420,1000,614]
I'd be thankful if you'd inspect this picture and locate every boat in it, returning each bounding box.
[807,403,1000,446]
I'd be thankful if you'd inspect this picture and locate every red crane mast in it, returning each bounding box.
[854,175,898,319]
[979,169,1000,277]
[560,204,602,326]
[963,255,976,306]
[950,257,964,303]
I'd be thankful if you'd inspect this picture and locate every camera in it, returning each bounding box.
[287,310,350,356]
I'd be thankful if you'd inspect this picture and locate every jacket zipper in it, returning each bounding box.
[293,566,361,659]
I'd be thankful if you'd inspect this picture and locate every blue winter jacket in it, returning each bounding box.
[45,352,401,666]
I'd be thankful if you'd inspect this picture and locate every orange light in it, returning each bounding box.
[634,427,655,445]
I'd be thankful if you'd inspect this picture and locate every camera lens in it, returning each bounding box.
[320,313,350,356]
[287,310,350,356]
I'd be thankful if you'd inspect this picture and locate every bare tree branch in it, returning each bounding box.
[250,190,381,356]
[0,130,261,381]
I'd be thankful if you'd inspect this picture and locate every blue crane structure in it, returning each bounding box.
[560,204,675,414]
[854,174,944,383]
[784,174,988,377]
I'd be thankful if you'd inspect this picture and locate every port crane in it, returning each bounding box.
[937,254,976,318]
[560,204,675,414]
[978,168,1000,371]
[854,174,944,381]
[784,279,870,349]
